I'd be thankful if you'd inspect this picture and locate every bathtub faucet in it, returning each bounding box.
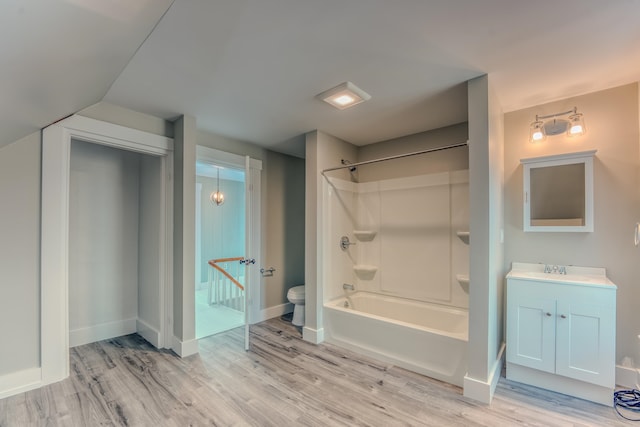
[343,283,354,291]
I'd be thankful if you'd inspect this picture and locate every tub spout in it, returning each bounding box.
[343,283,354,291]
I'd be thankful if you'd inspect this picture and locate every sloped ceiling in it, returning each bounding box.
[0,0,173,148]
[4,1,640,157]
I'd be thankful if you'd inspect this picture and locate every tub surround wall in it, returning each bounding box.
[325,171,469,309]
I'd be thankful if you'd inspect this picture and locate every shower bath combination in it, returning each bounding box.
[320,142,470,386]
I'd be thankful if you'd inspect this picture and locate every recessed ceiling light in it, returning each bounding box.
[317,81,371,110]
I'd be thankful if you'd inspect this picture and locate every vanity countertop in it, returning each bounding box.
[507,262,616,288]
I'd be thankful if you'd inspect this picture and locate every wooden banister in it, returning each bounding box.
[208,258,245,291]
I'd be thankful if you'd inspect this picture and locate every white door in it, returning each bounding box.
[555,300,616,387]
[507,282,556,373]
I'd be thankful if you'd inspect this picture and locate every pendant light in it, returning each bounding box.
[210,167,225,206]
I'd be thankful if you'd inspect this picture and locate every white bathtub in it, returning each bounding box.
[324,291,468,386]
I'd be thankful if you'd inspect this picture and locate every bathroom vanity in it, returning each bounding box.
[506,262,616,406]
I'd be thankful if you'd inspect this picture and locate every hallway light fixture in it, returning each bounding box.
[210,167,225,206]
[529,107,586,143]
[317,81,371,110]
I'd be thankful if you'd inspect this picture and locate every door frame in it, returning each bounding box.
[41,115,174,386]
[196,145,262,324]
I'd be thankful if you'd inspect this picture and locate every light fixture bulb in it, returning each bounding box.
[210,191,225,206]
[210,167,225,206]
[567,113,586,136]
[334,94,355,106]
[529,120,546,143]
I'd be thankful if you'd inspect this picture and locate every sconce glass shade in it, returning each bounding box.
[567,112,586,136]
[210,191,225,206]
[530,120,546,142]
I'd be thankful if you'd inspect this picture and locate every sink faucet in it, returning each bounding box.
[558,265,567,275]
[544,264,553,273]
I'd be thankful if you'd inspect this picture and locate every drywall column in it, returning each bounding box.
[304,130,357,343]
[464,75,505,404]
[173,115,198,356]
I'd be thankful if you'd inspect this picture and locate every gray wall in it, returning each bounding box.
[356,123,468,182]
[504,83,640,364]
[262,150,305,308]
[68,140,140,337]
[196,177,245,282]
[0,132,41,376]
[138,155,163,331]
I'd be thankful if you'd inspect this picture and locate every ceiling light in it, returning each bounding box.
[317,81,371,110]
[529,107,586,143]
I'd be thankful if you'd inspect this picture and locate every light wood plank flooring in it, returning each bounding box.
[0,318,631,426]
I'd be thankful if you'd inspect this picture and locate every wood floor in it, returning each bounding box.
[0,317,630,426]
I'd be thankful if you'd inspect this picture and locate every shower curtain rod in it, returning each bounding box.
[321,141,468,175]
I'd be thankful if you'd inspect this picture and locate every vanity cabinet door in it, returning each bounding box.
[555,299,616,388]
[506,281,556,373]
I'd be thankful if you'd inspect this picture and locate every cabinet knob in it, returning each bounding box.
[560,314,567,319]
[545,312,552,317]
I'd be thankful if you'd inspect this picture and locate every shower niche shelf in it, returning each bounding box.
[353,264,378,280]
[353,230,377,241]
[456,231,469,243]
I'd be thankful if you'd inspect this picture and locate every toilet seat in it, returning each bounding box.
[287,285,305,301]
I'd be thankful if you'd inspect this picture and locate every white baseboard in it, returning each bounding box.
[302,326,324,344]
[0,367,42,400]
[70,318,137,347]
[616,364,639,389]
[172,336,199,358]
[463,342,505,405]
[254,302,293,323]
[136,318,161,348]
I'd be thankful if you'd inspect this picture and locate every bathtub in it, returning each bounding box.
[324,291,468,386]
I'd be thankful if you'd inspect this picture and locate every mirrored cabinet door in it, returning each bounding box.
[521,150,596,232]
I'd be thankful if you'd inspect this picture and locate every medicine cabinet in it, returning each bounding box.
[521,150,596,232]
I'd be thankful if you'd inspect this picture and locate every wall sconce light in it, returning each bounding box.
[210,167,225,206]
[529,107,586,143]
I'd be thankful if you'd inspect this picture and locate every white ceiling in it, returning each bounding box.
[4,1,640,157]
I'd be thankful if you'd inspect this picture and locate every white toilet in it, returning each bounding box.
[286,285,305,326]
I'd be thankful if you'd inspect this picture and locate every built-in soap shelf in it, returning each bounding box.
[353,264,377,280]
[456,230,469,244]
[456,274,469,285]
[353,230,377,241]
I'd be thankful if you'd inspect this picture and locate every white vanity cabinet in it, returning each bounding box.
[506,263,616,406]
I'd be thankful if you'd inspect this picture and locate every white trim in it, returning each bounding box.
[136,318,162,348]
[0,367,42,400]
[70,318,137,348]
[616,364,639,389]
[60,116,173,155]
[302,326,325,344]
[172,336,199,357]
[41,115,174,388]
[255,303,294,323]
[463,343,505,404]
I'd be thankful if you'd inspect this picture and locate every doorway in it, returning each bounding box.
[195,161,246,338]
[195,146,262,348]
[41,115,173,385]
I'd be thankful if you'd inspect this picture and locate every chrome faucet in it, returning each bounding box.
[343,283,354,291]
[543,264,567,274]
